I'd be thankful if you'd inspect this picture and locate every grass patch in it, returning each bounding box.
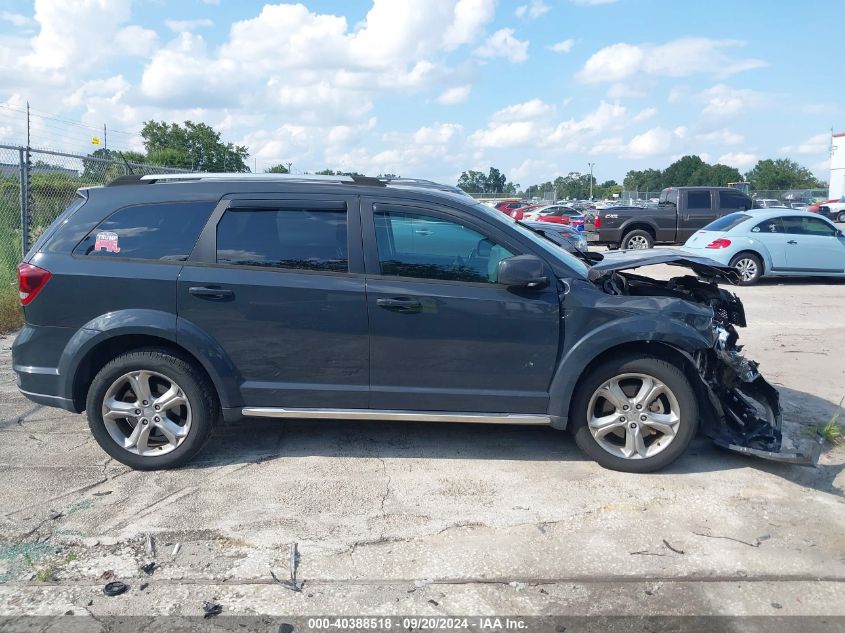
[0,289,22,334]
[818,397,844,445]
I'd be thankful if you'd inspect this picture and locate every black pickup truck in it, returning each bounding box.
[593,187,753,249]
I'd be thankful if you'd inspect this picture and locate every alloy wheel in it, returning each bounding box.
[626,235,650,249]
[734,257,758,282]
[101,370,192,456]
[586,373,681,460]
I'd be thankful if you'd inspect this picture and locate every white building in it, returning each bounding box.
[831,132,845,200]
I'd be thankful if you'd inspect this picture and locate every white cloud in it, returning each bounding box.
[474,28,529,63]
[412,123,463,145]
[590,126,687,158]
[701,83,762,117]
[165,18,214,32]
[576,38,766,84]
[436,84,472,105]
[631,107,657,123]
[115,25,158,57]
[571,0,619,4]
[515,1,550,19]
[780,133,830,155]
[548,39,574,54]
[695,128,745,145]
[510,158,558,184]
[717,152,758,169]
[491,98,555,122]
[2,11,34,27]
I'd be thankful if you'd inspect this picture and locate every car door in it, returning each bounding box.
[781,216,845,272]
[677,190,714,241]
[748,216,790,269]
[177,195,369,409]
[361,198,560,414]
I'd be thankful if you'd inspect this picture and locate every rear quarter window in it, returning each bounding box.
[702,213,750,232]
[74,201,215,261]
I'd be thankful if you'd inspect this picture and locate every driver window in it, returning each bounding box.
[374,211,514,283]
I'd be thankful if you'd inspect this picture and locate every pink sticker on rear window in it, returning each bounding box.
[94,231,121,253]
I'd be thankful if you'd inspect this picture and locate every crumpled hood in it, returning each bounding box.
[587,248,740,284]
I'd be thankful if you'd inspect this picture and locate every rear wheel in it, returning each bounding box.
[621,229,653,250]
[570,355,698,473]
[86,349,217,470]
[729,252,762,285]
[837,211,845,223]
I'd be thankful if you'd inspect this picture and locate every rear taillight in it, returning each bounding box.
[705,238,732,249]
[17,262,52,305]
[594,216,601,229]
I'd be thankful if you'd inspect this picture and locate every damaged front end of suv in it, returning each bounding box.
[586,249,823,465]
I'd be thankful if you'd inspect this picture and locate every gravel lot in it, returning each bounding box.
[0,267,843,622]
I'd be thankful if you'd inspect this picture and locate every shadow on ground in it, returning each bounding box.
[185,385,843,496]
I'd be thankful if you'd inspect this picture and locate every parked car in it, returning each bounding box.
[522,222,588,253]
[12,173,814,472]
[495,200,527,214]
[752,198,787,209]
[594,187,753,250]
[819,197,845,223]
[506,203,542,221]
[523,204,586,230]
[681,210,845,284]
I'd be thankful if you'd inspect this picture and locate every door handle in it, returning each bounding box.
[376,297,422,313]
[414,229,432,236]
[189,286,234,300]
[787,240,798,245]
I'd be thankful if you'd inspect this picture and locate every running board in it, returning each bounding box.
[241,408,552,425]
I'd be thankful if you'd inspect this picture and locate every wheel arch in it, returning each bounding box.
[548,320,714,429]
[620,221,657,239]
[57,309,241,414]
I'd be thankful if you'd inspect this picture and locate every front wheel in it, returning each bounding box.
[86,349,218,470]
[570,355,699,473]
[837,211,845,224]
[729,252,762,285]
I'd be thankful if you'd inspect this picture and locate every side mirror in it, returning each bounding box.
[836,229,843,238]
[497,255,549,289]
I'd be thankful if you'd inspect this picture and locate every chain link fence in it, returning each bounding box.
[620,189,828,206]
[0,144,189,330]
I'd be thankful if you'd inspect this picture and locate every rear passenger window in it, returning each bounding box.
[719,190,751,211]
[686,191,712,210]
[75,201,214,261]
[216,208,348,272]
[752,218,783,233]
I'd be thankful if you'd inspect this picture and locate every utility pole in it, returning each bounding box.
[103,124,107,151]
[286,162,292,174]
[588,162,595,200]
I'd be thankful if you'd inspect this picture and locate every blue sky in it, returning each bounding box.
[0,0,842,187]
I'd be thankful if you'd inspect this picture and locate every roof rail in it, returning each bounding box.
[135,172,356,184]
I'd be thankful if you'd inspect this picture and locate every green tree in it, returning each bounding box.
[486,167,507,193]
[457,170,488,193]
[265,164,289,174]
[140,120,250,172]
[662,155,706,187]
[745,158,825,190]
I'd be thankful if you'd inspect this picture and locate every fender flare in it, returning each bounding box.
[57,309,242,410]
[547,315,713,427]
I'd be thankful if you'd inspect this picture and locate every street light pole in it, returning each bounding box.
[588,162,595,200]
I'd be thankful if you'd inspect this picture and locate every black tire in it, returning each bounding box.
[837,211,845,224]
[569,355,699,473]
[729,252,763,285]
[86,348,218,470]
[621,229,653,250]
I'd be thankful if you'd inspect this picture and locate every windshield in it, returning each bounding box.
[470,203,589,278]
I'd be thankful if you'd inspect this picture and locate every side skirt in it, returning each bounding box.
[241,408,552,425]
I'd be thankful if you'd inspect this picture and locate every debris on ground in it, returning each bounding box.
[141,562,156,575]
[47,510,62,520]
[270,542,304,592]
[92,491,112,497]
[428,599,439,606]
[203,601,223,618]
[662,539,685,554]
[772,602,783,609]
[171,543,181,559]
[103,581,128,597]
[145,533,155,557]
[99,570,115,581]
[139,583,149,591]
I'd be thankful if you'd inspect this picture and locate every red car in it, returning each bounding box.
[507,203,543,220]
[536,207,586,231]
[494,200,526,214]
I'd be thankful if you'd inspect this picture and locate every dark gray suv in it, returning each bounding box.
[12,174,815,472]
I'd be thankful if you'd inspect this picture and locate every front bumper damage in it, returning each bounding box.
[697,326,824,465]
